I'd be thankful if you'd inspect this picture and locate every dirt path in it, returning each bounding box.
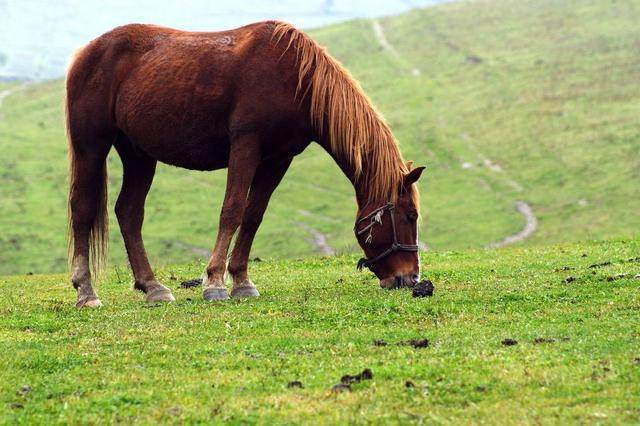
[172,241,210,258]
[469,152,537,247]
[371,20,421,77]
[487,201,537,248]
[297,223,335,256]
[467,153,536,247]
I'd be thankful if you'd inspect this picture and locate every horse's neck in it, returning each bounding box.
[319,140,377,209]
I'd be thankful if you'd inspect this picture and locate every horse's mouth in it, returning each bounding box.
[379,275,417,289]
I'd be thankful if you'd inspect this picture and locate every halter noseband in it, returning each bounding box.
[355,202,419,271]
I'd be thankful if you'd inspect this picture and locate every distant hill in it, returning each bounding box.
[0,0,638,274]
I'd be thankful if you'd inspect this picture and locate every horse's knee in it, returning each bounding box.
[220,203,245,228]
[114,198,129,222]
[70,193,97,224]
[115,199,142,233]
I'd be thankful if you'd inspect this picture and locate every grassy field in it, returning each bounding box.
[1,0,639,275]
[1,238,639,423]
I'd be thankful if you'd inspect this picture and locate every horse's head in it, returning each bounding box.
[354,165,425,288]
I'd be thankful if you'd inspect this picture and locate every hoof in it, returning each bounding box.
[145,285,176,303]
[203,287,229,301]
[231,284,260,298]
[76,296,102,309]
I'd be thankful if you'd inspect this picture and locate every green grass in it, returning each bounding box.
[1,0,639,275]
[1,238,639,423]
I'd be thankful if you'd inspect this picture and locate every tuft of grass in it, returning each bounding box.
[1,238,639,423]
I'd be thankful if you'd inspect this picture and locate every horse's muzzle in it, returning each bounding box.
[379,273,420,289]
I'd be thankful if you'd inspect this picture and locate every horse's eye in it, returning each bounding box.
[407,211,418,221]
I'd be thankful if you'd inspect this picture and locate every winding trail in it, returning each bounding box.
[172,241,210,258]
[487,201,538,248]
[471,153,537,247]
[297,223,335,256]
[370,20,538,248]
[372,20,421,77]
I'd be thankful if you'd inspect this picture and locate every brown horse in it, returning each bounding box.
[66,21,425,307]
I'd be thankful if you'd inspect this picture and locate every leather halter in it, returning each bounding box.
[355,202,419,271]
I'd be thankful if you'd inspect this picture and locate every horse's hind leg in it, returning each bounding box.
[202,133,261,301]
[114,135,174,303]
[68,137,111,308]
[227,157,292,297]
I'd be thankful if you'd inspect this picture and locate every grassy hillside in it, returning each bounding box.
[1,0,639,274]
[1,238,639,423]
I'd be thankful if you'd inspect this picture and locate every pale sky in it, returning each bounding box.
[0,0,451,79]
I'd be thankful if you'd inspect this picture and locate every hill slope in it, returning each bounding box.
[1,238,639,422]
[1,0,639,274]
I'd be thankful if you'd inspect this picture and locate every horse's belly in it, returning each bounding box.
[130,130,231,171]
[116,88,232,170]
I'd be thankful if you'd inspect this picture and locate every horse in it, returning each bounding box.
[66,21,425,308]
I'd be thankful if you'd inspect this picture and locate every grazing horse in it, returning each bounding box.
[66,21,425,307]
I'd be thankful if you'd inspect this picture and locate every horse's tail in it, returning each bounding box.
[66,143,109,277]
[66,47,109,277]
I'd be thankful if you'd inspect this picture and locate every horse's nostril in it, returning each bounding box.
[394,276,403,288]
[411,273,420,283]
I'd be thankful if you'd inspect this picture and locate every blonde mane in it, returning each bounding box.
[272,22,416,205]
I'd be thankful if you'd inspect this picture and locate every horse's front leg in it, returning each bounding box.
[227,157,292,297]
[202,134,261,301]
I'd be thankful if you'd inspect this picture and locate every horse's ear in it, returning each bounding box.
[406,160,414,170]
[403,166,426,186]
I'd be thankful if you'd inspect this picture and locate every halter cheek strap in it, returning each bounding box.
[354,203,419,271]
